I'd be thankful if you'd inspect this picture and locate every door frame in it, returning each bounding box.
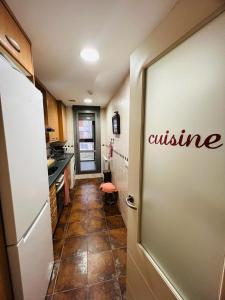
[127,1,225,299]
[73,106,101,174]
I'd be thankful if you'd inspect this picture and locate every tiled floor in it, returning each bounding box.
[46,178,127,300]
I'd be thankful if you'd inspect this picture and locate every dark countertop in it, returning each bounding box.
[48,153,74,187]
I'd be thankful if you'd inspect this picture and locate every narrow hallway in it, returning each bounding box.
[46,178,127,299]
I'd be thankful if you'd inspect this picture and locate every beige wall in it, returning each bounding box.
[101,76,130,225]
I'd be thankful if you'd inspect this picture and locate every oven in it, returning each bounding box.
[55,173,64,217]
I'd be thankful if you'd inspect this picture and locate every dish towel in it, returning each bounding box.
[64,168,71,206]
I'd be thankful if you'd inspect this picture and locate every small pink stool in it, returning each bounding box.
[100,182,117,205]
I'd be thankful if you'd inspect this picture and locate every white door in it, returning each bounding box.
[127,7,225,300]
[0,56,49,245]
[7,203,53,300]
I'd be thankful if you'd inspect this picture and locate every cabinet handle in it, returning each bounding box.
[5,35,21,53]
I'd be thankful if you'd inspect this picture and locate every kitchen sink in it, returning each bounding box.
[48,166,58,176]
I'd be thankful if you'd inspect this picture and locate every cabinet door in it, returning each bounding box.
[0,1,33,75]
[58,102,67,141]
[46,92,59,142]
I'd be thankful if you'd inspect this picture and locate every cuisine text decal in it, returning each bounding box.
[148,130,223,149]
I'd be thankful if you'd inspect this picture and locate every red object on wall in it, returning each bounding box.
[108,141,113,158]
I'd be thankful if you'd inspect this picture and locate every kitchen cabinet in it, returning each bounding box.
[46,92,60,142]
[35,80,68,143]
[49,184,58,234]
[58,102,67,142]
[35,81,48,128]
[0,0,33,75]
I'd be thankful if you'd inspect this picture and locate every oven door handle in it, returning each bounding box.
[56,179,64,193]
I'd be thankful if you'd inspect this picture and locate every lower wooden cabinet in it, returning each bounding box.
[49,184,58,234]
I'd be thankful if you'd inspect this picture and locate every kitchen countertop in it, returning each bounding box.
[48,153,74,187]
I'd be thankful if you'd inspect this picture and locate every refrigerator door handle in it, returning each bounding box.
[23,202,48,243]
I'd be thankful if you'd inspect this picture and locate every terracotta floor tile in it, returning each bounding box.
[88,192,102,201]
[88,187,100,194]
[88,199,103,210]
[113,248,127,276]
[54,223,67,240]
[88,208,105,219]
[53,288,88,300]
[58,207,71,225]
[118,276,126,300]
[87,217,106,233]
[46,262,60,295]
[109,228,127,249]
[53,239,64,261]
[71,200,87,211]
[106,216,125,230]
[46,177,128,299]
[88,280,121,300]
[67,222,88,238]
[69,209,87,223]
[104,204,121,216]
[74,194,88,202]
[55,256,87,292]
[88,251,116,284]
[62,236,87,258]
[74,189,83,196]
[87,232,111,254]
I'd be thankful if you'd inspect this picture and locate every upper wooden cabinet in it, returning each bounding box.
[46,92,60,142]
[58,102,67,142]
[0,1,33,75]
[35,80,67,143]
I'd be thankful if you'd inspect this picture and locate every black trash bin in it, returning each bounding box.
[103,170,111,182]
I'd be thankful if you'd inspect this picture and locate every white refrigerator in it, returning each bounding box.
[0,55,53,300]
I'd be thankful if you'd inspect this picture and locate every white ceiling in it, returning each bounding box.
[7,0,176,107]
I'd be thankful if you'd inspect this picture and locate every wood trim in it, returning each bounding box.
[219,257,225,300]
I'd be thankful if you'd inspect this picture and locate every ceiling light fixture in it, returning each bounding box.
[80,48,99,63]
[84,98,93,104]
